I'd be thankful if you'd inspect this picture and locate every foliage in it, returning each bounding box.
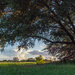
[43,44,75,60]
[20,60,27,62]
[2,60,7,62]
[35,55,45,64]
[13,57,19,62]
[60,59,75,64]
[26,58,35,62]
[0,0,75,59]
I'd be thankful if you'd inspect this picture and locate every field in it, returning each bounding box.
[0,62,36,65]
[0,62,75,75]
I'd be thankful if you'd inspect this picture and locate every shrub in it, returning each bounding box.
[35,55,45,64]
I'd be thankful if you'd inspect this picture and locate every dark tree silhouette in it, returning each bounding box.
[0,0,75,59]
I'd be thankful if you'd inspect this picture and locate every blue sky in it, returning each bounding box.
[0,40,52,60]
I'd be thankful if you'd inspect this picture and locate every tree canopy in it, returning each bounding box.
[0,0,75,58]
[13,57,19,62]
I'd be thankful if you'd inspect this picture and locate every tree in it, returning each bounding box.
[0,0,75,59]
[27,58,35,62]
[3,60,7,62]
[13,57,19,62]
[35,55,45,64]
[44,44,75,61]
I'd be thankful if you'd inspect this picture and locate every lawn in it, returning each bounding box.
[0,62,75,75]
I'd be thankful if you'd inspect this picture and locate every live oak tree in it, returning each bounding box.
[0,0,75,59]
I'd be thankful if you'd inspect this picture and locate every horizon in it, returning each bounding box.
[0,40,55,61]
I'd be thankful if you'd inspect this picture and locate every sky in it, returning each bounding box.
[0,40,53,61]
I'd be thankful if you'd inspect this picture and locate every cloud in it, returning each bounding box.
[0,47,51,60]
[40,45,47,49]
[29,50,48,56]
[28,50,52,59]
[0,52,10,60]
[12,48,33,60]
[0,47,32,60]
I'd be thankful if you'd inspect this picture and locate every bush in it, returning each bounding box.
[35,55,45,64]
[26,58,35,62]
[67,60,75,64]
[60,59,75,64]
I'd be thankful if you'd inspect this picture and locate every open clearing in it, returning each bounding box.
[0,62,75,75]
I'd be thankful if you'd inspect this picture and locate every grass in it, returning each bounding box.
[0,62,36,65]
[0,62,75,75]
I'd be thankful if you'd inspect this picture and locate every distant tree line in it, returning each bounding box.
[0,55,56,63]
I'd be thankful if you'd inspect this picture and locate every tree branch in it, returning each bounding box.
[67,14,75,34]
[39,1,74,42]
[54,0,60,6]
[27,35,75,44]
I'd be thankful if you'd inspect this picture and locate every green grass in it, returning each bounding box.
[0,62,36,65]
[0,62,75,75]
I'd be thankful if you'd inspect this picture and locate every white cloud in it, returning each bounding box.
[0,52,10,60]
[28,50,51,59]
[29,50,47,55]
[12,48,33,60]
[0,47,32,60]
[40,45,47,49]
[0,47,54,60]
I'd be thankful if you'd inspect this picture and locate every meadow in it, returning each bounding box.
[0,62,75,75]
[0,62,36,65]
